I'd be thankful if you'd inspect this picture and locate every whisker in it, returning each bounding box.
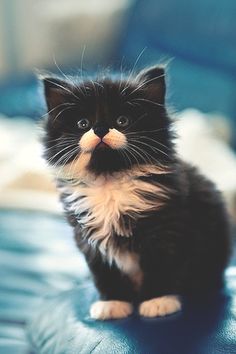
[128,143,155,165]
[53,54,77,87]
[128,73,165,96]
[123,113,147,132]
[129,135,171,151]
[128,139,170,158]
[46,143,78,165]
[80,45,87,93]
[123,146,142,169]
[52,146,79,180]
[125,127,168,135]
[43,78,80,101]
[58,147,80,179]
[130,98,163,108]
[39,103,76,119]
[121,47,147,95]
[45,135,79,143]
[44,139,78,153]
[119,56,125,91]
[52,106,74,123]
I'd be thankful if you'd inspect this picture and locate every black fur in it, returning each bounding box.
[41,66,231,305]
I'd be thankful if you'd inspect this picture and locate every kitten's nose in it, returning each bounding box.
[93,126,109,139]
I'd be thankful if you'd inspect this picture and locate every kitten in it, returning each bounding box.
[41,66,231,320]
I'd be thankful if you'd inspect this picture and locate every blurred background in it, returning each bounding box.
[0,1,236,352]
[0,0,236,216]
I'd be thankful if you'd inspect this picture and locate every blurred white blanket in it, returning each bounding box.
[0,110,235,220]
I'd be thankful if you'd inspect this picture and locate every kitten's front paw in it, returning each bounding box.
[90,300,133,320]
[139,295,181,317]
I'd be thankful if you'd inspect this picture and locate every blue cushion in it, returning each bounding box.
[1,209,236,353]
[28,251,236,352]
[28,277,236,354]
[0,210,88,354]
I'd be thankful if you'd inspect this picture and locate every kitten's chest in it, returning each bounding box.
[63,171,165,249]
[66,177,139,242]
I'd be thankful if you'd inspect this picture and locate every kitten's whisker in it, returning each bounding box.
[90,80,99,99]
[119,56,125,91]
[128,73,165,97]
[118,148,133,169]
[128,141,168,166]
[43,78,80,101]
[46,135,78,144]
[80,45,87,92]
[123,113,147,132]
[128,136,171,152]
[128,139,170,158]
[53,54,78,88]
[39,103,76,119]
[125,101,137,108]
[121,47,147,95]
[126,143,151,165]
[46,143,78,165]
[52,106,74,123]
[137,136,172,151]
[125,127,168,135]
[52,147,79,180]
[130,98,164,108]
[128,143,155,165]
[123,146,142,169]
[65,149,82,179]
[59,148,80,180]
[44,140,78,154]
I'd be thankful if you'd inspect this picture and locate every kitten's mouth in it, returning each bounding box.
[95,141,110,149]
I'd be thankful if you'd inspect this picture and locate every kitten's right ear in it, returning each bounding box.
[40,76,71,111]
[136,66,166,105]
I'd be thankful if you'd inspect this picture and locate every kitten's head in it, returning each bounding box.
[42,66,174,179]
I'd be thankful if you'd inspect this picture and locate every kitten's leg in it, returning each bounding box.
[139,295,181,317]
[79,245,134,320]
[90,300,133,320]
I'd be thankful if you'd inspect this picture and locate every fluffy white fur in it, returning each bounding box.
[90,300,133,320]
[62,165,170,258]
[139,295,181,317]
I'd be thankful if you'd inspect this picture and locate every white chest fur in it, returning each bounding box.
[65,168,167,245]
[62,166,169,277]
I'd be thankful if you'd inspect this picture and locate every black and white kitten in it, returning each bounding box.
[41,66,230,320]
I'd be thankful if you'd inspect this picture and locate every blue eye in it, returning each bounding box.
[77,119,90,130]
[116,116,130,128]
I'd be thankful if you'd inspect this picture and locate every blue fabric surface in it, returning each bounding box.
[0,210,89,354]
[28,256,236,353]
[0,209,236,353]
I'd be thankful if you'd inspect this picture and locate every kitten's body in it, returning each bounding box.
[42,67,230,319]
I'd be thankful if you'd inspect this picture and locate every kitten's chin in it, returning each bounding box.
[88,147,129,174]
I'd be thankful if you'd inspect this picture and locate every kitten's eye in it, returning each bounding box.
[77,119,90,130]
[116,116,130,128]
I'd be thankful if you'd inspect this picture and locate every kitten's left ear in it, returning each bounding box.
[40,75,73,111]
[136,66,166,105]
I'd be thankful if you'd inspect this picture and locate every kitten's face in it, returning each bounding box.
[42,66,173,178]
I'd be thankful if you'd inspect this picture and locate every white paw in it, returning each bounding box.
[139,295,181,317]
[90,300,133,320]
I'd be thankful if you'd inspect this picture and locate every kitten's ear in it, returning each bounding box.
[40,76,72,111]
[136,66,166,105]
